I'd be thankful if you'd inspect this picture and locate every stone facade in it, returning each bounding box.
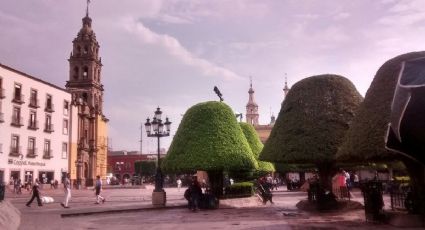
[66,11,108,187]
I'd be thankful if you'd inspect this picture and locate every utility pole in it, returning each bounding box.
[140,123,143,155]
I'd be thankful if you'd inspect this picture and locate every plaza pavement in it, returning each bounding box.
[2,184,423,230]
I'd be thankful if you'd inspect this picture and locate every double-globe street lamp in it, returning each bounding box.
[144,107,171,206]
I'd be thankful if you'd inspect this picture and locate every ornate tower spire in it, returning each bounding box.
[66,6,103,115]
[86,0,90,17]
[246,77,259,126]
[283,73,290,98]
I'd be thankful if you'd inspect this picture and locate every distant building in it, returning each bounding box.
[107,151,166,182]
[246,79,259,126]
[246,78,290,143]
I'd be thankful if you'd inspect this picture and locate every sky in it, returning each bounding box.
[1,0,425,153]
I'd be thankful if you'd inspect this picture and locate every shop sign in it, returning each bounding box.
[8,159,46,167]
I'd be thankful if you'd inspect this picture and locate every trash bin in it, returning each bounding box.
[0,184,5,201]
[362,180,384,222]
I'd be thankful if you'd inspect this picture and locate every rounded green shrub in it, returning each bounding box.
[162,101,258,173]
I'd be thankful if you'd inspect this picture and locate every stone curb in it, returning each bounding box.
[59,199,247,218]
[60,204,188,218]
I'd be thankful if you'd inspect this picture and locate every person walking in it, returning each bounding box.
[94,175,106,204]
[176,178,182,192]
[16,179,22,194]
[61,173,71,208]
[26,179,42,207]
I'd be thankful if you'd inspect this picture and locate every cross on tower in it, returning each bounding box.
[86,0,91,17]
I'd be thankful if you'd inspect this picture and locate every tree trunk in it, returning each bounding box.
[207,170,223,199]
[315,162,338,210]
[317,162,336,192]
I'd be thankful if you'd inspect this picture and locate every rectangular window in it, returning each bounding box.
[11,134,20,155]
[63,119,68,135]
[63,100,69,116]
[28,137,36,156]
[28,110,37,129]
[0,77,4,98]
[45,94,54,112]
[12,107,22,126]
[14,83,22,101]
[62,142,68,159]
[29,89,38,108]
[43,139,51,159]
[0,100,3,123]
[44,114,53,132]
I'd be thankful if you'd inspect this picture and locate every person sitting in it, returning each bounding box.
[187,177,203,211]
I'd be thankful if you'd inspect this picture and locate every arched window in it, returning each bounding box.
[83,66,89,79]
[84,46,89,54]
[77,46,81,55]
[73,67,79,80]
[97,69,101,81]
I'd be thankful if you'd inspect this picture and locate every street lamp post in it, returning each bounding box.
[144,107,171,206]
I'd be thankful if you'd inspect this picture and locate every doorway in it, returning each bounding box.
[38,171,54,184]
[10,170,20,184]
[24,171,33,184]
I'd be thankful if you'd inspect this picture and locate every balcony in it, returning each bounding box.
[11,116,24,127]
[45,103,55,112]
[27,148,38,158]
[44,123,54,133]
[0,88,5,99]
[12,94,25,104]
[43,150,53,159]
[0,112,4,123]
[29,98,40,108]
[9,146,22,157]
[28,120,39,130]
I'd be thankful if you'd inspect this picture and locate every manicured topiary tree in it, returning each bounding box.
[162,101,258,198]
[239,122,275,174]
[260,74,363,195]
[337,51,425,214]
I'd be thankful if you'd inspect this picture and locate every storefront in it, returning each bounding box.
[3,157,67,187]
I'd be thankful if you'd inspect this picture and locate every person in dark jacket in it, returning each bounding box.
[188,177,202,211]
[26,179,42,207]
[258,177,273,204]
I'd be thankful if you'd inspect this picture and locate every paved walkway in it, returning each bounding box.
[2,185,423,230]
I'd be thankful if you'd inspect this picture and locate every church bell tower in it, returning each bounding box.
[66,2,108,187]
[246,78,259,126]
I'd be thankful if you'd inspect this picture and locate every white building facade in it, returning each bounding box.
[0,63,77,186]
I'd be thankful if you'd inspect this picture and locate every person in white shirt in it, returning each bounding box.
[176,178,182,192]
[61,173,71,208]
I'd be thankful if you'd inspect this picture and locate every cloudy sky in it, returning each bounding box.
[1,0,425,153]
